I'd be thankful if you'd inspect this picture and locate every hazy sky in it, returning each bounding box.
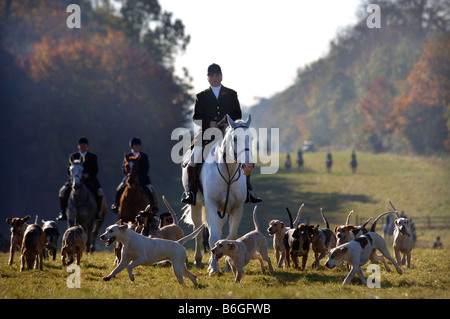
[159,0,361,107]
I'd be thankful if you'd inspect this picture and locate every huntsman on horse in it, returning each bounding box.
[119,153,159,223]
[67,158,106,252]
[182,114,254,274]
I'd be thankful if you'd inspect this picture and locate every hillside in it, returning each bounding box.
[250,0,450,155]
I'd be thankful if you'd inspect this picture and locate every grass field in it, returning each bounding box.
[0,248,448,299]
[1,152,449,299]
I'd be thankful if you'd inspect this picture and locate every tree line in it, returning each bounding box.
[0,0,192,219]
[251,0,450,155]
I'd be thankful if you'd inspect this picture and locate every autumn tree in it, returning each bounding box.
[0,0,193,216]
[398,34,450,153]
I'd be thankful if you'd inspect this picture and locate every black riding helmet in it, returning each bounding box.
[129,136,142,147]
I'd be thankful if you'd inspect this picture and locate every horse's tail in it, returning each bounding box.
[181,204,193,226]
[181,204,206,226]
[177,223,206,246]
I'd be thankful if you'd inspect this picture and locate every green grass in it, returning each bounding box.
[1,151,449,299]
[1,248,448,299]
[251,152,450,248]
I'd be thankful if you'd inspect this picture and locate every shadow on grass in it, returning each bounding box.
[269,268,346,285]
[248,173,376,231]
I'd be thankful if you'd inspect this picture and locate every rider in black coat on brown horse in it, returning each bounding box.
[110,137,159,214]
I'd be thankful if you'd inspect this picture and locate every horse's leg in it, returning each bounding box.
[67,205,75,228]
[228,206,244,240]
[219,206,244,273]
[89,222,96,253]
[84,221,92,253]
[206,201,227,275]
[190,204,204,269]
[92,198,106,251]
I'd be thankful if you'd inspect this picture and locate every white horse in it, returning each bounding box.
[182,115,254,274]
[68,159,98,252]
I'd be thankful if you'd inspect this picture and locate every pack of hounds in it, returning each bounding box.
[5,198,414,286]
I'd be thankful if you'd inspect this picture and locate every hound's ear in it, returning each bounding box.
[23,215,31,222]
[406,219,410,224]
[334,226,340,233]
[119,225,128,231]
[115,219,122,225]
[228,243,236,250]
[280,222,285,228]
[6,218,12,225]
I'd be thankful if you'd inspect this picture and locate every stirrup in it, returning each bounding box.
[56,211,67,221]
[110,204,119,214]
[246,190,262,204]
[181,191,196,205]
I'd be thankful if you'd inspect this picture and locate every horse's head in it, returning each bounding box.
[124,153,140,188]
[220,114,254,164]
[69,158,84,191]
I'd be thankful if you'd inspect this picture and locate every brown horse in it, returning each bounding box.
[118,153,159,223]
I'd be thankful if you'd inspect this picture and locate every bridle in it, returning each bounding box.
[215,125,252,218]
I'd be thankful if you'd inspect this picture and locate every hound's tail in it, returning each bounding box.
[345,210,353,225]
[162,195,179,225]
[362,217,373,229]
[292,203,304,228]
[177,223,206,246]
[388,199,401,218]
[320,208,330,229]
[253,205,261,233]
[370,211,396,233]
[285,206,293,228]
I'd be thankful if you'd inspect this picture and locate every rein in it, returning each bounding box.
[216,161,242,219]
[71,166,90,209]
[214,122,252,219]
[72,185,90,208]
[215,145,250,219]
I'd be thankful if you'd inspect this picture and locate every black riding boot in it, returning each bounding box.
[111,183,125,213]
[144,186,159,213]
[245,174,262,204]
[181,165,197,205]
[56,196,68,221]
[95,195,103,221]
